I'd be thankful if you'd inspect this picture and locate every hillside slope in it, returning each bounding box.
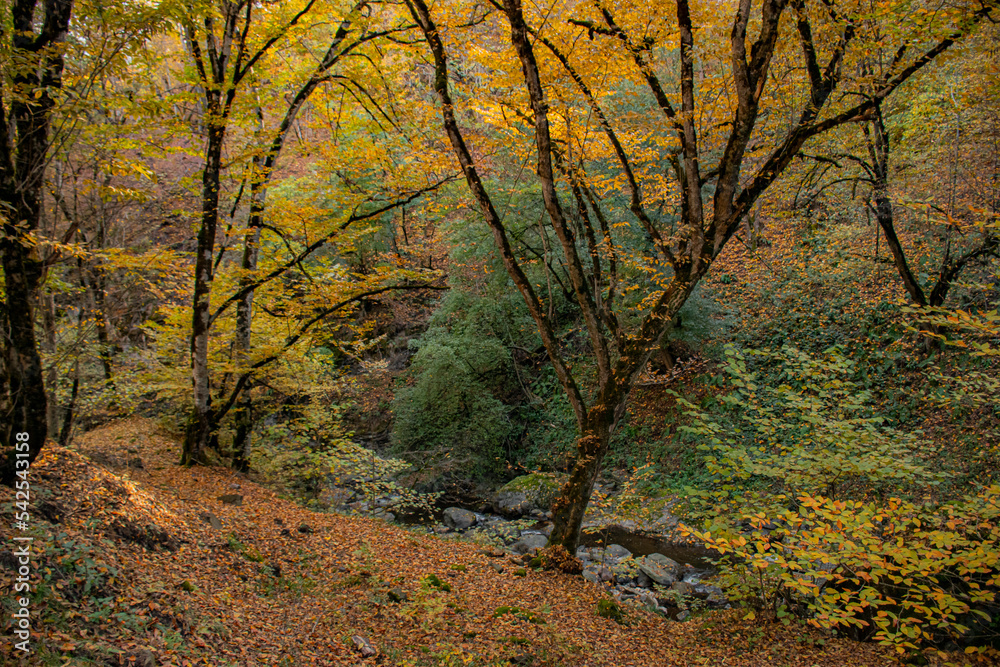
[2,418,904,666]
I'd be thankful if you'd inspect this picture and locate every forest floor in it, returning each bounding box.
[0,418,979,666]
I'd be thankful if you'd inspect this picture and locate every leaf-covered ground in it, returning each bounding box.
[0,418,974,666]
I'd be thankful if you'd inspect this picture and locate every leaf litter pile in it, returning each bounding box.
[0,418,931,665]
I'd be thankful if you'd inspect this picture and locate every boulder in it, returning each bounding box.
[582,563,614,584]
[511,533,548,554]
[670,580,696,597]
[442,507,477,531]
[637,553,680,586]
[494,473,565,517]
[606,544,632,562]
[494,491,532,517]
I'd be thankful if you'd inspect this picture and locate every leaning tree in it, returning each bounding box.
[405,0,996,551]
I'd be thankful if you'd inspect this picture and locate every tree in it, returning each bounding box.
[178,0,323,464]
[0,0,73,486]
[175,0,451,466]
[406,0,997,551]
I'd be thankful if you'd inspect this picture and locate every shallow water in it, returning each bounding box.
[581,525,715,569]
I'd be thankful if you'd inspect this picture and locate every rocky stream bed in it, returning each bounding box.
[319,473,729,621]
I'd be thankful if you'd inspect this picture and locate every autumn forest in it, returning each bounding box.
[1,0,999,663]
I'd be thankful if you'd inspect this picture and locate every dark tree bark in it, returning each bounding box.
[862,105,998,310]
[0,0,74,486]
[406,0,992,551]
[181,0,320,465]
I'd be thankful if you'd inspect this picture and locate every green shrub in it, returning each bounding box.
[679,345,1000,654]
[391,290,526,478]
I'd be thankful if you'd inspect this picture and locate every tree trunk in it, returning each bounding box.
[58,360,79,446]
[547,418,612,551]
[0,0,73,486]
[231,183,262,472]
[0,245,49,485]
[183,122,225,465]
[42,294,59,436]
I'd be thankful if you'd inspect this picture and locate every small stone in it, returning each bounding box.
[280,528,291,536]
[274,518,283,525]
[198,512,223,530]
[297,523,313,534]
[351,635,377,658]
[218,494,243,506]
[229,483,241,489]
[490,563,504,574]
[128,648,157,667]
[388,587,407,603]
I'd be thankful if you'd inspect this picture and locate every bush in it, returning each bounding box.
[391,290,527,478]
[679,345,1000,655]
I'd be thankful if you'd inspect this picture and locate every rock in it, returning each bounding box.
[537,522,554,537]
[637,553,680,586]
[218,494,243,506]
[127,648,157,667]
[199,512,223,530]
[512,533,548,554]
[582,563,614,583]
[676,610,691,622]
[319,486,355,508]
[670,581,696,597]
[297,523,313,534]
[274,518,283,525]
[606,544,632,561]
[351,635,377,658]
[388,587,407,603]
[637,591,659,608]
[443,507,477,530]
[494,491,532,517]
[493,473,566,517]
[637,571,654,588]
[490,562,504,574]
